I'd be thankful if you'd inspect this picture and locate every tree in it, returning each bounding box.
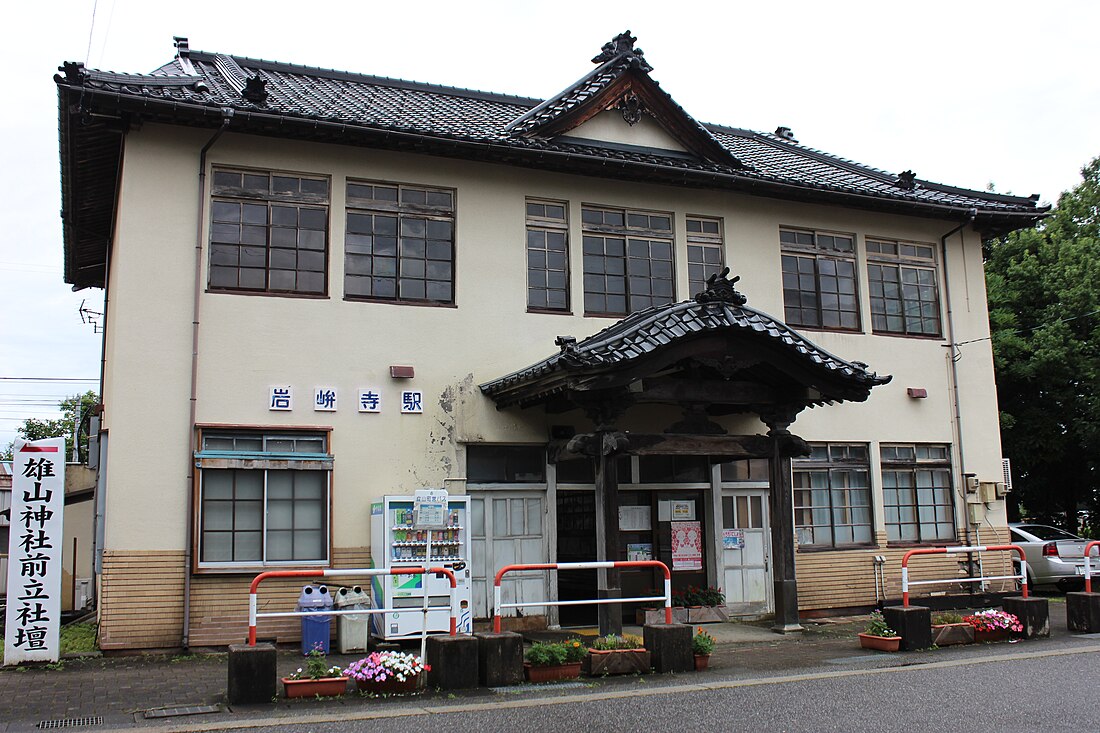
[986,156,1100,534]
[1,391,99,462]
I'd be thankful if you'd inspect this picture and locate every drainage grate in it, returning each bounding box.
[37,717,103,729]
[143,704,222,719]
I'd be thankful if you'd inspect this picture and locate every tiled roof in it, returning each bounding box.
[480,275,891,409]
[55,34,1047,288]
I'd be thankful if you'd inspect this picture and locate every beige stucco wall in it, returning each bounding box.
[100,122,1007,559]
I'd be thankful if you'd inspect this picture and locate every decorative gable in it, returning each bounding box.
[507,31,743,168]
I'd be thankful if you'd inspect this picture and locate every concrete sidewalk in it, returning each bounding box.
[0,601,1091,733]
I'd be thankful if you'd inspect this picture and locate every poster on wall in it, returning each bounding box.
[670,500,695,520]
[723,528,745,550]
[4,437,66,665]
[670,521,702,570]
[619,506,651,531]
[627,543,653,561]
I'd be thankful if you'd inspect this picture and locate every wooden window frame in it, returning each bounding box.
[866,238,943,337]
[793,443,875,550]
[344,179,457,306]
[208,167,331,297]
[686,215,724,297]
[582,204,675,317]
[525,199,571,314]
[780,227,861,332]
[881,443,955,545]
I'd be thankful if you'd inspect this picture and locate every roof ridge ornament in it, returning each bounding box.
[694,267,747,306]
[895,170,918,191]
[591,30,653,72]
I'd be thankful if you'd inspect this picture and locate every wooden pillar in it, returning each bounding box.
[594,438,622,636]
[770,431,805,629]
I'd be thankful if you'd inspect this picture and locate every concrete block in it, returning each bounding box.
[227,643,277,705]
[426,635,479,690]
[474,631,523,687]
[882,605,931,651]
[643,624,692,673]
[1004,596,1049,638]
[1066,591,1100,633]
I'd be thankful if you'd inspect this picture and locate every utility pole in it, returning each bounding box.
[72,400,81,463]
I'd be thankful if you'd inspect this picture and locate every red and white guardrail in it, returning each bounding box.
[493,560,673,633]
[1085,541,1100,594]
[247,567,457,646]
[901,544,1027,607]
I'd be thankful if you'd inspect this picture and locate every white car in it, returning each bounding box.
[1008,523,1097,590]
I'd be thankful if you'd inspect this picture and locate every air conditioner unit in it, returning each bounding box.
[979,481,999,503]
[1001,458,1013,493]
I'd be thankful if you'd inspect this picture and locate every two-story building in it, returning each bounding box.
[56,32,1046,650]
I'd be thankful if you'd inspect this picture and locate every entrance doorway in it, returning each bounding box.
[555,490,598,626]
[721,489,772,614]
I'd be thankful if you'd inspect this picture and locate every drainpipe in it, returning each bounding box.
[183,109,234,650]
[940,207,977,579]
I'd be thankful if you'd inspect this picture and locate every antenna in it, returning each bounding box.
[79,299,104,333]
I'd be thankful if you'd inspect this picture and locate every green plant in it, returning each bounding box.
[864,611,897,637]
[691,627,715,656]
[524,639,587,666]
[287,643,343,680]
[964,609,1023,633]
[671,585,725,606]
[932,611,964,625]
[589,633,644,651]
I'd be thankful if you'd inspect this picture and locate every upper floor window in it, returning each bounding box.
[881,443,954,544]
[526,200,569,312]
[793,443,873,548]
[686,216,724,296]
[780,228,859,331]
[467,445,546,483]
[344,181,455,304]
[582,206,674,316]
[196,430,331,567]
[209,169,329,295]
[866,239,941,337]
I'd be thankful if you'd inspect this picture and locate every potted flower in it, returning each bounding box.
[858,611,902,652]
[282,643,348,698]
[523,639,587,683]
[931,611,974,646]
[688,586,728,624]
[692,627,715,671]
[343,651,429,695]
[583,634,650,676]
[964,609,1023,643]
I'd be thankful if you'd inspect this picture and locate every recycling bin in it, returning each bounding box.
[296,584,333,655]
[334,585,371,653]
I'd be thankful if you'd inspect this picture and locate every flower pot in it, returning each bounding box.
[583,649,651,676]
[931,622,974,647]
[858,633,902,652]
[355,673,422,695]
[282,676,348,698]
[523,662,583,683]
[688,605,729,624]
[973,628,1011,643]
[693,654,710,671]
[672,607,690,624]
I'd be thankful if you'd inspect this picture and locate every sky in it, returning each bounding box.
[1,0,1098,449]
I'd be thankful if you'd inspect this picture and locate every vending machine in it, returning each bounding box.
[370,494,473,639]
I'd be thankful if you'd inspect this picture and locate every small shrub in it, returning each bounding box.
[932,611,964,625]
[865,611,897,637]
[525,639,586,666]
[287,643,342,680]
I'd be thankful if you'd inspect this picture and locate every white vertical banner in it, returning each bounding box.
[4,437,66,665]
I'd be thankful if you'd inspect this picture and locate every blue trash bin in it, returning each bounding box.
[297,584,333,655]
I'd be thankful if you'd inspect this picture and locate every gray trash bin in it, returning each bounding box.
[334,585,371,653]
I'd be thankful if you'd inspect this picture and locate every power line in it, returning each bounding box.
[955,307,1100,348]
[0,377,98,382]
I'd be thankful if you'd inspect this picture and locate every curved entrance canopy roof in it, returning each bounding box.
[480,271,891,417]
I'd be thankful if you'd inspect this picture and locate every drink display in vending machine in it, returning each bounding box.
[369,494,472,639]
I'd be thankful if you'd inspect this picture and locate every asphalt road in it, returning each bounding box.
[212,647,1099,733]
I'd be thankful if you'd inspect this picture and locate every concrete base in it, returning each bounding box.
[882,605,931,651]
[1066,591,1100,632]
[426,635,479,690]
[227,643,276,705]
[643,624,692,673]
[474,631,523,687]
[1004,596,1049,638]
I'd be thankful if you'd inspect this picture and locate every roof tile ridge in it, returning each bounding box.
[506,57,625,132]
[188,50,543,107]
